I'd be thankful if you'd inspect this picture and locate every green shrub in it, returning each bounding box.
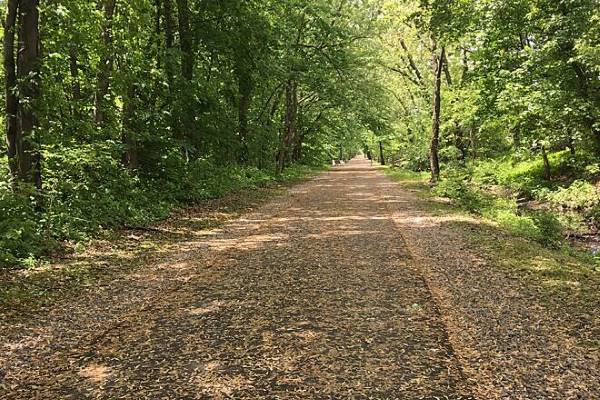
[1,145,319,268]
[433,177,488,213]
[543,180,599,211]
[531,211,564,248]
[488,208,563,248]
[0,183,43,265]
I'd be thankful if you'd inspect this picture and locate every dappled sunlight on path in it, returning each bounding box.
[0,158,471,399]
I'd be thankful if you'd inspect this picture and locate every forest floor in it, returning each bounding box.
[1,159,599,399]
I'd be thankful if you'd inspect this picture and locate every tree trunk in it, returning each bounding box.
[238,91,250,163]
[429,47,445,182]
[4,0,20,182]
[163,0,175,91]
[122,84,138,169]
[567,135,576,156]
[154,0,161,67]
[16,0,42,189]
[512,129,521,149]
[277,80,297,173]
[176,0,193,81]
[455,122,467,162]
[94,0,116,125]
[541,145,551,180]
[237,64,252,164]
[379,141,385,165]
[175,0,195,158]
[461,47,469,85]
[399,39,423,84]
[470,126,477,160]
[69,47,81,102]
[442,50,452,86]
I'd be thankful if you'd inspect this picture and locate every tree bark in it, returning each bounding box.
[94,0,116,125]
[163,0,175,91]
[470,126,477,160]
[442,51,452,86]
[121,84,138,169]
[175,0,193,81]
[399,39,423,84]
[379,141,385,165]
[69,47,81,102]
[4,0,20,181]
[154,0,161,66]
[429,47,445,182]
[455,122,467,162]
[277,80,297,173]
[16,0,42,189]
[237,64,252,164]
[541,144,551,180]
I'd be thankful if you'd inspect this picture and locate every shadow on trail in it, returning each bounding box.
[1,159,474,400]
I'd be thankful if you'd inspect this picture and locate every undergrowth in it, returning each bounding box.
[1,150,322,268]
[383,151,599,256]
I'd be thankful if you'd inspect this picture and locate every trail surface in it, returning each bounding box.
[1,159,598,399]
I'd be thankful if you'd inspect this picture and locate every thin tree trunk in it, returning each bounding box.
[541,145,551,180]
[175,0,195,158]
[399,39,423,84]
[379,141,385,165]
[121,84,138,169]
[470,126,477,160]
[17,0,42,189]
[277,80,297,173]
[237,65,252,163]
[4,0,20,182]
[69,47,81,102]
[442,51,452,86]
[176,0,193,81]
[163,0,175,91]
[154,0,161,67]
[429,46,445,182]
[94,0,116,125]
[461,47,469,84]
[567,135,576,156]
[455,122,467,162]
[512,129,521,149]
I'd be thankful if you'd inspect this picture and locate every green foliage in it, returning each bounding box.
[1,153,320,267]
[1,0,381,266]
[543,180,600,211]
[432,174,565,248]
[433,177,488,213]
[0,183,42,265]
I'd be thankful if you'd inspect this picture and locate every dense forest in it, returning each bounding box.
[1,0,599,265]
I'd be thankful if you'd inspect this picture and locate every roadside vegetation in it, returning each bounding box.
[384,164,600,268]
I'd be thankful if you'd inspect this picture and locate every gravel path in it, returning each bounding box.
[1,159,471,399]
[2,158,598,399]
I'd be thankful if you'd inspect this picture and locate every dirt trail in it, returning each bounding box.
[1,159,471,399]
[2,159,598,399]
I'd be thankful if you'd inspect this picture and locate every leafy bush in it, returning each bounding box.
[0,183,43,265]
[543,180,599,211]
[531,211,565,248]
[1,146,320,268]
[433,174,564,248]
[433,177,488,213]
